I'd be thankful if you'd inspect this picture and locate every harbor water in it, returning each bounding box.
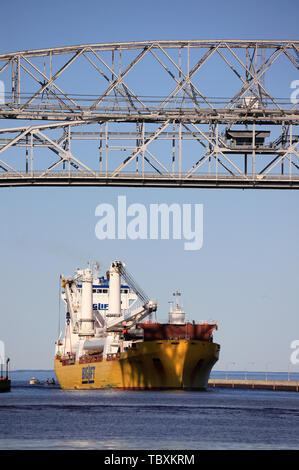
[0,370,299,450]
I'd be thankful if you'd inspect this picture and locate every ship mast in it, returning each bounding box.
[168,291,186,325]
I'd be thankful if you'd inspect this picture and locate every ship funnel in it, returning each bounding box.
[77,267,94,337]
[168,291,186,325]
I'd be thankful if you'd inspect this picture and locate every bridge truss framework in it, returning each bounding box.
[0,40,298,189]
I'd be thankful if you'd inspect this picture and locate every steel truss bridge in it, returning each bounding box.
[0,40,298,189]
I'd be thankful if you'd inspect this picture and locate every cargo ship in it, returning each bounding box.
[54,261,220,390]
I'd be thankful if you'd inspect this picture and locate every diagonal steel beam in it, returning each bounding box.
[185,151,212,177]
[216,48,263,111]
[87,48,151,112]
[31,133,87,178]
[0,57,14,75]
[145,148,176,177]
[149,49,201,111]
[89,45,152,111]
[142,153,162,174]
[155,44,219,111]
[283,48,299,70]
[0,128,30,177]
[20,55,82,111]
[111,120,170,176]
[83,50,148,113]
[181,123,208,150]
[20,49,85,110]
[19,61,78,114]
[224,44,287,110]
[35,129,97,176]
[262,141,299,175]
[189,122,247,177]
[0,128,32,155]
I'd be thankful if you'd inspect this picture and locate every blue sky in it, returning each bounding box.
[0,0,298,372]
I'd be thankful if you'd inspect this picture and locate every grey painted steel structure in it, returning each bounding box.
[0,40,298,188]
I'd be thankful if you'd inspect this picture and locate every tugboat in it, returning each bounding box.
[0,358,11,393]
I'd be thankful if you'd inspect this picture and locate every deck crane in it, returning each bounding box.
[60,267,96,337]
[106,261,157,332]
[60,274,79,334]
[60,261,157,337]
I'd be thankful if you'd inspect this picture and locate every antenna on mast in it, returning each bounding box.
[94,262,100,280]
[173,290,181,308]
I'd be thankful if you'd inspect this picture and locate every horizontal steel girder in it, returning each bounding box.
[0,40,298,121]
[0,173,299,189]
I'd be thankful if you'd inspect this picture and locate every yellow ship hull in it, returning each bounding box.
[54,339,220,390]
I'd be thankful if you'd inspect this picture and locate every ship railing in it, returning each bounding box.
[152,335,212,341]
[106,353,121,361]
[79,354,103,364]
[168,335,192,340]
[60,353,76,366]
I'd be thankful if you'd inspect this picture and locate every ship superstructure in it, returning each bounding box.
[54,261,220,390]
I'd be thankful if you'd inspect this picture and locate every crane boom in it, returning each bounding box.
[106,260,157,332]
[113,261,149,305]
[60,275,79,333]
[106,301,157,332]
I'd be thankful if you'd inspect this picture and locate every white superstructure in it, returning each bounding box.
[168,291,186,325]
[56,261,157,360]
